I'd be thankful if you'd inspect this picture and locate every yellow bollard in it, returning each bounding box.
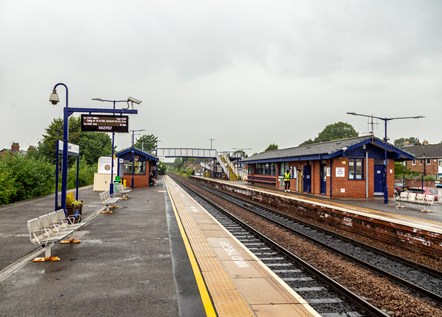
[123,179,127,188]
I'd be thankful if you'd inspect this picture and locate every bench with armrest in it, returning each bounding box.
[396,191,435,212]
[99,191,120,213]
[27,209,86,262]
[114,183,131,199]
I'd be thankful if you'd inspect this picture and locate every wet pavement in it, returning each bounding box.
[0,180,203,317]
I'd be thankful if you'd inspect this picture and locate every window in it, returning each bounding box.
[426,158,431,165]
[280,162,289,176]
[348,158,364,180]
[412,159,416,165]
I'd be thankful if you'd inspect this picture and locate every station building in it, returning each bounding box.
[241,135,414,199]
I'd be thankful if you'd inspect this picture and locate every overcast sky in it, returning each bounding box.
[1,0,441,156]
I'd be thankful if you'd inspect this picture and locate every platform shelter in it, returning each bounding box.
[116,147,159,188]
[241,135,414,199]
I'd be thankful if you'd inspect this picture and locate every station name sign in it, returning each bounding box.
[81,115,129,133]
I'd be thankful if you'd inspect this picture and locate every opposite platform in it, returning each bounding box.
[165,176,320,317]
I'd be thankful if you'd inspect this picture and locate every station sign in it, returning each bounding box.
[58,141,80,156]
[81,115,129,133]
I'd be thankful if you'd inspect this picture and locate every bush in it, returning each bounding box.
[67,159,96,189]
[0,159,17,204]
[7,155,54,202]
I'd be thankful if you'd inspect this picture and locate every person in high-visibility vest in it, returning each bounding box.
[284,169,291,192]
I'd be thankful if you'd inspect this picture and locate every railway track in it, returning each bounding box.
[170,175,442,316]
[171,175,388,316]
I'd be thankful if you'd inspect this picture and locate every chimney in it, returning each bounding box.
[11,142,20,153]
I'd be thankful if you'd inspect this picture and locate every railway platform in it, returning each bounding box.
[0,177,319,317]
[193,176,442,259]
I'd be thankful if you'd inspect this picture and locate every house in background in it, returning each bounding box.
[402,141,442,180]
[0,142,21,157]
[241,135,414,199]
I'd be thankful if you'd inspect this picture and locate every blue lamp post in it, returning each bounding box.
[347,112,424,204]
[50,84,139,215]
[50,83,69,213]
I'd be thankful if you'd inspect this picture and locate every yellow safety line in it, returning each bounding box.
[167,187,217,317]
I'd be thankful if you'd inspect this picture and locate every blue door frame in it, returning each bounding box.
[303,165,311,193]
[320,164,327,195]
[374,165,384,194]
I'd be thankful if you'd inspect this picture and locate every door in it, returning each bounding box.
[320,164,327,195]
[303,165,311,193]
[374,165,384,194]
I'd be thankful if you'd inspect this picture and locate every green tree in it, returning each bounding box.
[173,158,184,170]
[79,133,112,165]
[135,134,158,152]
[0,157,17,204]
[394,137,421,147]
[38,116,111,165]
[300,122,358,145]
[264,143,279,152]
[157,161,167,175]
[299,138,315,146]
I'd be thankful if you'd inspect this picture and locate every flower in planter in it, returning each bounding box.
[66,192,83,223]
[66,192,83,208]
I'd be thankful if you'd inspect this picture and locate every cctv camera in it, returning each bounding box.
[127,96,142,105]
[49,90,59,105]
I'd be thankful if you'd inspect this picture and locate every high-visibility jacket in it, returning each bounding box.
[284,172,291,182]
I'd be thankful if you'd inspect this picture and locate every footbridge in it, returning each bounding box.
[156,148,246,181]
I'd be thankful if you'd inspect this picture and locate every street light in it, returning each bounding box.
[50,84,139,215]
[346,112,424,204]
[92,97,141,195]
[49,83,69,213]
[209,138,215,149]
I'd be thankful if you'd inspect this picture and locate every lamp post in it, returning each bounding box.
[130,129,146,188]
[209,138,215,150]
[49,83,69,213]
[346,112,424,204]
[91,97,139,195]
[50,85,139,215]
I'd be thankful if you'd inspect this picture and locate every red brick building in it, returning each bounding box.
[401,143,442,180]
[242,136,414,199]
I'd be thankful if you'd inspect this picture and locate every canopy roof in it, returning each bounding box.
[116,147,159,163]
[242,135,414,164]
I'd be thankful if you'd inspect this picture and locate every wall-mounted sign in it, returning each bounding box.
[81,115,129,133]
[336,167,345,177]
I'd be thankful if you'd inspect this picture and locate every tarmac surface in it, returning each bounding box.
[0,179,204,317]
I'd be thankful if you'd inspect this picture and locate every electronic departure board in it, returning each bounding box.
[81,115,129,133]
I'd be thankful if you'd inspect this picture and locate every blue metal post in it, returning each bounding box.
[55,140,59,211]
[76,155,80,200]
[110,100,116,195]
[384,120,388,204]
[62,105,69,216]
[52,83,70,216]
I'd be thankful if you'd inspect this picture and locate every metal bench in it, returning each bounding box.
[27,210,85,262]
[114,183,131,200]
[395,191,435,212]
[99,191,120,213]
